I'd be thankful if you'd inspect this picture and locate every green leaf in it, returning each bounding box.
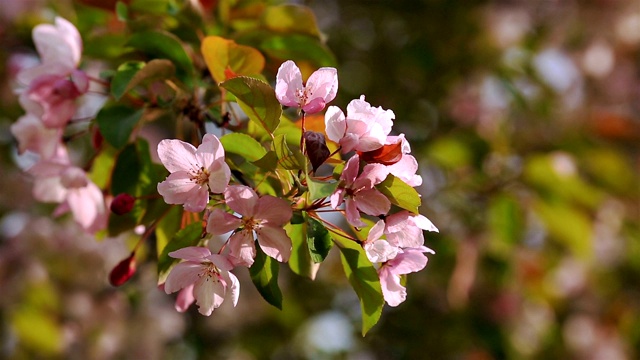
[306,216,332,263]
[113,59,176,101]
[376,174,421,214]
[220,132,266,162]
[262,5,321,38]
[285,221,318,279]
[96,105,144,149]
[157,222,203,282]
[274,134,305,170]
[249,245,283,309]
[115,1,129,21]
[88,145,118,189]
[127,30,194,84]
[253,150,278,172]
[220,76,282,134]
[201,36,265,83]
[155,205,183,270]
[307,178,338,200]
[260,34,337,67]
[111,61,145,100]
[331,230,384,336]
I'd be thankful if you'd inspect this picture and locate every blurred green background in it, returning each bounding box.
[1,0,639,359]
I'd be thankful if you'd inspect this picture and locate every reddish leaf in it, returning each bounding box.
[359,141,403,165]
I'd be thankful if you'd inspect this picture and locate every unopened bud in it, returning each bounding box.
[109,252,136,286]
[111,193,136,215]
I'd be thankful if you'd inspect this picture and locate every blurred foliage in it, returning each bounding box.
[1,0,639,359]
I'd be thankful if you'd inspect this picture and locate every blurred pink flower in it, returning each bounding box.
[157,134,231,213]
[378,246,435,307]
[28,146,107,233]
[363,220,398,263]
[330,154,390,227]
[206,185,292,266]
[275,60,338,114]
[384,211,438,249]
[164,247,240,316]
[325,95,395,153]
[10,113,61,159]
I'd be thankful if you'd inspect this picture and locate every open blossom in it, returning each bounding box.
[164,247,240,316]
[157,134,231,213]
[207,185,292,267]
[330,154,391,227]
[16,17,92,129]
[10,113,61,159]
[378,246,435,307]
[275,60,338,114]
[325,95,395,153]
[384,211,439,248]
[28,146,107,233]
[363,220,398,263]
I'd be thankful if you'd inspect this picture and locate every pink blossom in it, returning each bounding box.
[363,220,398,263]
[164,247,240,316]
[325,95,395,153]
[330,154,391,227]
[378,246,435,307]
[383,135,422,187]
[275,60,338,114]
[10,113,62,159]
[384,211,439,248]
[157,134,231,213]
[28,147,107,233]
[206,185,292,266]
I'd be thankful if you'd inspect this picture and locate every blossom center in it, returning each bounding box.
[190,166,210,186]
[296,87,313,106]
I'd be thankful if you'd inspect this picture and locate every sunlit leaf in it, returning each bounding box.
[111,61,145,100]
[262,4,321,38]
[220,76,282,134]
[285,220,319,279]
[307,177,338,201]
[274,134,305,170]
[220,132,267,162]
[260,34,337,67]
[249,245,283,310]
[306,216,332,263]
[96,105,143,149]
[201,36,265,84]
[331,230,384,336]
[127,30,194,84]
[376,174,421,214]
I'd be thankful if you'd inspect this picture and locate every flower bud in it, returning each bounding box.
[109,252,136,286]
[111,193,136,215]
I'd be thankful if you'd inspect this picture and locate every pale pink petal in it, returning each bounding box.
[53,17,82,66]
[341,154,360,185]
[354,124,388,152]
[365,240,398,264]
[164,262,203,293]
[193,274,225,316]
[254,195,292,225]
[227,230,256,267]
[32,19,78,71]
[10,113,61,158]
[379,266,406,307]
[175,284,195,312]
[339,133,360,154]
[324,106,346,143]
[66,182,107,233]
[306,67,338,104]
[366,220,386,243]
[196,133,225,169]
[226,272,240,307]
[207,159,230,194]
[157,139,197,173]
[346,95,395,136]
[353,189,390,217]
[388,246,433,275]
[275,60,304,108]
[206,209,242,235]
[169,246,212,262]
[302,97,326,114]
[345,198,366,228]
[256,225,292,262]
[209,254,235,272]
[33,177,66,203]
[353,163,389,190]
[387,155,422,187]
[414,214,439,233]
[330,187,345,209]
[385,211,425,248]
[157,172,209,212]
[224,185,258,217]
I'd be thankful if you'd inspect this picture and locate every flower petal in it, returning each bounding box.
[224,185,258,217]
[175,284,195,312]
[324,106,346,144]
[275,60,304,108]
[227,230,256,267]
[353,163,389,190]
[378,266,406,307]
[414,214,439,233]
[306,67,338,104]
[330,187,345,209]
[157,139,197,173]
[168,246,212,262]
[256,225,292,262]
[193,274,225,316]
[255,195,292,225]
[353,189,390,217]
[366,220,386,243]
[345,198,366,228]
[196,133,225,169]
[225,271,240,307]
[157,172,209,212]
[207,159,231,194]
[206,209,242,235]
[341,154,360,185]
[164,262,203,294]
[388,247,432,275]
[365,239,398,264]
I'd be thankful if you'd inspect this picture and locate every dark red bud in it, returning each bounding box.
[359,141,403,166]
[303,131,331,172]
[110,193,136,215]
[109,252,136,286]
[92,127,104,150]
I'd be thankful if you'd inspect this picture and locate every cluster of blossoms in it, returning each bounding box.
[157,60,438,314]
[10,16,438,329]
[10,17,107,233]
